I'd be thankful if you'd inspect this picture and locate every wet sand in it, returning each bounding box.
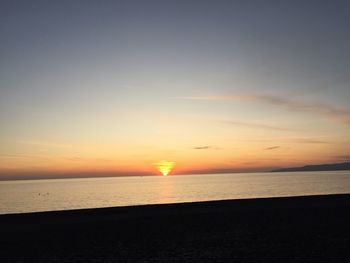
[1,194,350,262]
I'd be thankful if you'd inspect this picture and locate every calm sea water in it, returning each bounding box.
[1,171,350,214]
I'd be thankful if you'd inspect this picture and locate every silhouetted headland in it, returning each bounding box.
[1,194,350,262]
[271,162,350,172]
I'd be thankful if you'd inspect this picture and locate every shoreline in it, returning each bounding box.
[1,192,349,216]
[1,194,350,262]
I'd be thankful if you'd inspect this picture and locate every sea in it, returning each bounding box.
[1,171,350,214]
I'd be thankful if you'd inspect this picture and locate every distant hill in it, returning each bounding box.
[271,162,350,172]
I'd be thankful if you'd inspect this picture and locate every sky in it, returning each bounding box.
[1,0,350,179]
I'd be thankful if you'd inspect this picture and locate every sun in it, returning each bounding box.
[155,160,175,176]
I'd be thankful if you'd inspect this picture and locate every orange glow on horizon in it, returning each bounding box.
[155,160,175,176]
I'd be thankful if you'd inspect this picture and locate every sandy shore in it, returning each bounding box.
[1,194,350,262]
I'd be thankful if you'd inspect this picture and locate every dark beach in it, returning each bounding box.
[1,194,350,262]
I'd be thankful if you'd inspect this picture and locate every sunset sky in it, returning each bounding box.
[1,1,350,179]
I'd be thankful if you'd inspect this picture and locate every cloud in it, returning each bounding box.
[16,140,70,148]
[249,95,350,124]
[333,155,350,161]
[222,120,296,131]
[0,154,29,158]
[65,157,112,162]
[0,154,49,160]
[291,139,330,144]
[193,145,213,150]
[185,94,350,125]
[264,146,280,150]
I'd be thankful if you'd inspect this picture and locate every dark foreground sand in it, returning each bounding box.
[1,194,350,262]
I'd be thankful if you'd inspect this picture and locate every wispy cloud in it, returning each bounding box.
[264,146,280,150]
[333,155,350,161]
[185,94,350,124]
[249,95,350,124]
[291,139,330,144]
[221,120,296,131]
[65,157,112,162]
[16,140,70,148]
[193,145,213,150]
[0,154,49,159]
